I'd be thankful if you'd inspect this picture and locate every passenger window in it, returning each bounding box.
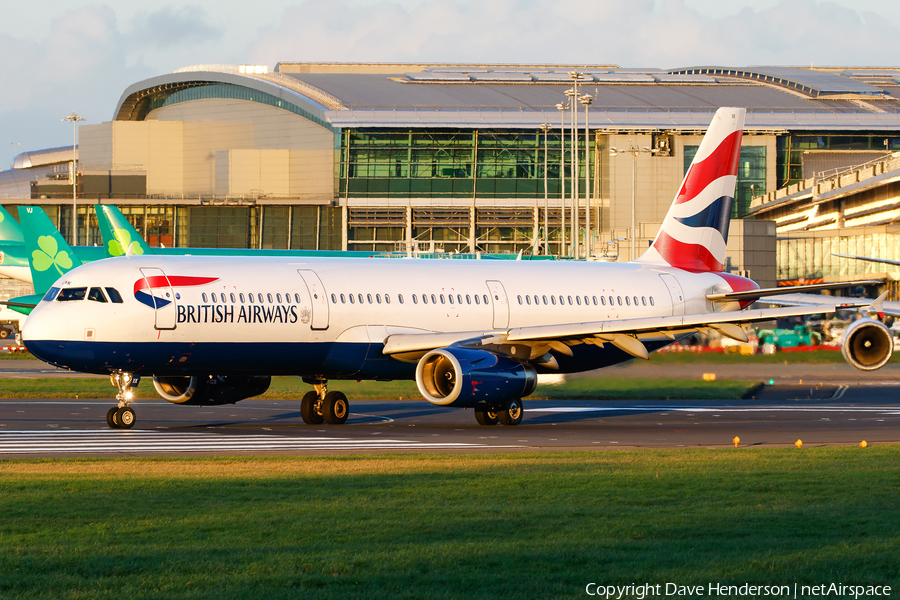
[340,293,346,304]
[592,296,597,305]
[542,295,548,305]
[466,295,471,304]
[43,287,61,302]
[449,295,454,305]
[294,293,301,303]
[385,294,390,304]
[551,296,556,305]
[641,296,646,306]
[349,294,355,304]
[483,294,488,304]
[239,293,245,303]
[367,294,373,304]
[559,295,564,305]
[617,296,622,306]
[533,295,539,304]
[633,296,638,305]
[584,296,589,305]
[457,294,462,304]
[474,295,480,305]
[423,294,428,305]
[376,294,382,304]
[87,288,108,303]
[267,293,274,303]
[230,293,236,303]
[330,293,336,304]
[600,296,606,306]
[285,293,291,304]
[566,295,572,305]
[625,296,631,306]
[278,294,283,303]
[431,294,437,304]
[358,294,363,304]
[575,296,581,306]
[398,294,403,304]
[439,294,445,304]
[517,295,522,305]
[526,296,531,305]
[650,296,655,306]
[106,288,123,303]
[412,295,417,304]
[248,294,254,304]
[258,293,264,303]
[211,294,217,303]
[58,287,87,302]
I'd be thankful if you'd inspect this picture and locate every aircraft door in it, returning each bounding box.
[298,269,329,330]
[138,267,177,330]
[485,280,509,329]
[659,273,685,316]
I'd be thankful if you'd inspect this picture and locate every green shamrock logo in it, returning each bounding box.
[32,236,73,274]
[108,228,144,257]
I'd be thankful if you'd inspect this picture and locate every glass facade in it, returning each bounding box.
[44,205,342,251]
[341,129,593,199]
[684,145,766,218]
[776,133,900,188]
[777,232,900,281]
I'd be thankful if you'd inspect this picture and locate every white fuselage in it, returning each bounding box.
[22,255,739,378]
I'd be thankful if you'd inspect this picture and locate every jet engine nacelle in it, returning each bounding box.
[842,318,893,371]
[153,375,272,405]
[416,347,537,408]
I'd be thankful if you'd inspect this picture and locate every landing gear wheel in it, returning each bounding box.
[498,399,524,426]
[322,391,349,425]
[300,391,325,425]
[475,409,499,426]
[117,406,136,429]
[107,407,121,429]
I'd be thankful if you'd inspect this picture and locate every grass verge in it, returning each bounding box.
[0,449,897,599]
[0,376,756,400]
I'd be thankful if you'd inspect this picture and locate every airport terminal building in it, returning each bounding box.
[4,62,900,289]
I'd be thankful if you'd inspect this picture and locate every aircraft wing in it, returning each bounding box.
[832,253,900,268]
[383,302,852,361]
[761,292,900,317]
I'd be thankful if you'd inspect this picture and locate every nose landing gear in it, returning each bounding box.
[107,372,138,429]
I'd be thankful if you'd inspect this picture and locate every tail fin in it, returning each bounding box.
[95,205,153,256]
[0,205,24,245]
[638,107,745,272]
[18,206,83,294]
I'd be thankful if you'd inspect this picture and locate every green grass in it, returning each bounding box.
[0,449,897,599]
[0,375,756,401]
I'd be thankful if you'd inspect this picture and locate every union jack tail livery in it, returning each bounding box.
[638,107,745,272]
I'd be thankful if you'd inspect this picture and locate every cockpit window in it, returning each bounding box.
[87,288,108,303]
[105,288,123,303]
[42,287,60,302]
[57,287,87,302]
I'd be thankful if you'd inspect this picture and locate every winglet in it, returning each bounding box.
[870,290,888,320]
[94,205,153,257]
[18,206,83,295]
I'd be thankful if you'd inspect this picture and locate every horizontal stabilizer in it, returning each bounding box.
[706,280,881,302]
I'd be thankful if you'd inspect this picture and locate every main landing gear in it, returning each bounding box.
[107,372,137,429]
[474,398,524,426]
[300,379,349,425]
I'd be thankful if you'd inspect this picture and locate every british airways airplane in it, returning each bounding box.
[21,108,891,429]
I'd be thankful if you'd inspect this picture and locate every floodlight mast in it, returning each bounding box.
[63,112,85,245]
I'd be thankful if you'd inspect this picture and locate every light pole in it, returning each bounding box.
[63,111,85,245]
[567,71,585,259]
[610,140,657,261]
[579,94,593,257]
[556,102,567,256]
[541,123,552,254]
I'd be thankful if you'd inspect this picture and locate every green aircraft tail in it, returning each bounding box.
[18,206,83,295]
[0,205,24,244]
[95,205,153,257]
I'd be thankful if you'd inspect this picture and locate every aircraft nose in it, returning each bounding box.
[22,306,69,363]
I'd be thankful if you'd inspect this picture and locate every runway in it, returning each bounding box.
[1,382,898,456]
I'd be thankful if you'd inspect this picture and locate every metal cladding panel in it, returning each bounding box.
[755,67,882,94]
